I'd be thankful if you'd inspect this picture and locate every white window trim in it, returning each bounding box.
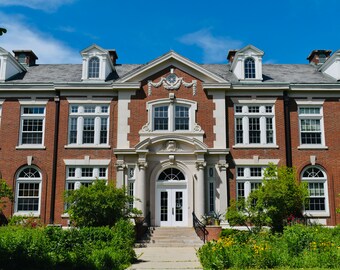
[127,165,136,209]
[66,103,110,147]
[301,166,329,217]
[63,158,111,166]
[14,166,42,216]
[140,98,203,139]
[236,166,265,200]
[297,100,327,149]
[232,101,277,148]
[207,166,216,214]
[17,105,46,149]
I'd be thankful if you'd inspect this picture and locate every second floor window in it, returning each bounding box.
[20,106,45,145]
[298,106,324,146]
[68,104,109,146]
[153,104,190,131]
[234,104,275,146]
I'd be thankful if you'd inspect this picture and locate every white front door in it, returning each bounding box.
[158,187,187,227]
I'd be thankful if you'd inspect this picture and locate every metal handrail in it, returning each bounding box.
[192,212,208,243]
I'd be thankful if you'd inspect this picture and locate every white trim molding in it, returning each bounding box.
[63,157,111,166]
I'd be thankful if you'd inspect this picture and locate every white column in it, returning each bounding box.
[115,160,125,188]
[218,162,228,217]
[195,161,206,220]
[136,162,147,216]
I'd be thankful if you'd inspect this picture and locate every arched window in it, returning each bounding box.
[244,58,256,79]
[301,166,328,212]
[158,168,185,181]
[15,166,42,214]
[88,57,100,78]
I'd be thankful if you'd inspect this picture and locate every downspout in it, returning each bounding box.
[49,91,60,224]
[283,91,292,167]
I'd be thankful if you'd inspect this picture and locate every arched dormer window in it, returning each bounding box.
[88,57,100,78]
[15,166,42,215]
[244,58,256,79]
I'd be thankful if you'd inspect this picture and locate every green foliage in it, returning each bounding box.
[0,220,136,270]
[0,179,13,211]
[226,164,308,233]
[8,215,42,228]
[198,225,340,269]
[337,193,340,214]
[64,180,135,227]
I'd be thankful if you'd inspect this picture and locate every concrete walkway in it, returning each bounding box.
[128,247,203,269]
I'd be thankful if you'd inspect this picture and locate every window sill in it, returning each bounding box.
[298,145,328,150]
[233,144,279,149]
[64,145,111,149]
[304,211,329,218]
[13,212,40,217]
[16,145,46,150]
[61,213,69,218]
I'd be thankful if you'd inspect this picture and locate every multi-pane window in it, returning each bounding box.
[207,167,215,213]
[153,104,190,131]
[234,104,275,146]
[68,104,109,146]
[244,58,256,79]
[298,107,324,145]
[20,106,45,145]
[154,106,168,130]
[127,166,135,209]
[236,166,264,201]
[66,166,108,191]
[301,166,328,212]
[15,166,42,214]
[88,57,100,78]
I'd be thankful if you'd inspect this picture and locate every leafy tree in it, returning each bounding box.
[64,180,139,227]
[226,164,308,233]
[0,28,7,36]
[0,179,13,211]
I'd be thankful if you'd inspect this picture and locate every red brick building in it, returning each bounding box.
[0,44,339,226]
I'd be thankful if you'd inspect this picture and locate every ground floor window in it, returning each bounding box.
[15,166,42,215]
[236,166,264,201]
[66,166,108,190]
[301,166,328,213]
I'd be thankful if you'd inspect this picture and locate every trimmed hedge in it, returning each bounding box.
[198,225,340,269]
[0,219,135,270]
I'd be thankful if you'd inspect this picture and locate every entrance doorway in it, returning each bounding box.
[156,168,188,227]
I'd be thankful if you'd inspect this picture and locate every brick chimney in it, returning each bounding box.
[227,50,238,63]
[307,50,332,65]
[13,50,38,66]
[108,50,118,65]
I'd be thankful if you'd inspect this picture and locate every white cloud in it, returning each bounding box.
[179,29,243,63]
[0,0,75,12]
[0,13,80,64]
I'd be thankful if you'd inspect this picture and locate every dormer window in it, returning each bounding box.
[244,58,255,79]
[88,57,100,78]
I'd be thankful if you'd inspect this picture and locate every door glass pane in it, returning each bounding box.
[175,191,183,222]
[160,192,168,221]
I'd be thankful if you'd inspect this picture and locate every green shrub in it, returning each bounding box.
[64,180,137,227]
[0,220,136,270]
[198,224,340,269]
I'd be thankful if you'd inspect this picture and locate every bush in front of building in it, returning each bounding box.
[64,180,138,227]
[226,164,308,233]
[0,219,136,270]
[198,224,340,269]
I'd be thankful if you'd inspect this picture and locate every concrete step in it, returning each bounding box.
[141,227,204,248]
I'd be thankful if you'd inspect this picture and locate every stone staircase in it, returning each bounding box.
[137,227,203,248]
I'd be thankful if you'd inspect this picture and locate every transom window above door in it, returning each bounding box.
[158,168,185,181]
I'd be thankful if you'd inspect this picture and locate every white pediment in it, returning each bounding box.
[117,51,228,84]
[0,47,26,82]
[319,50,340,80]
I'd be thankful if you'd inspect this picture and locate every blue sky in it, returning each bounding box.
[1,0,340,65]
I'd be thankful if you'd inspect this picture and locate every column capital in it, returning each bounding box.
[218,162,229,171]
[196,161,206,170]
[138,161,148,170]
[115,161,126,171]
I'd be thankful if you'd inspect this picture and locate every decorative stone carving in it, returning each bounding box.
[148,69,197,96]
[196,161,206,170]
[115,161,126,171]
[193,124,202,132]
[141,123,151,132]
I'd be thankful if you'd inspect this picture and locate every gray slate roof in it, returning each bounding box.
[6,62,338,84]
